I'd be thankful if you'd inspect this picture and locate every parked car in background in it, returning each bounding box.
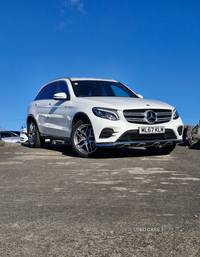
[12,131,20,136]
[20,128,29,144]
[27,77,184,157]
[20,128,52,145]
[0,131,20,143]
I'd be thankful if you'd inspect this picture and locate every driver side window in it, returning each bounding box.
[55,81,70,100]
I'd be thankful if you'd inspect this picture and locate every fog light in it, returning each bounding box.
[99,128,114,138]
[177,126,183,136]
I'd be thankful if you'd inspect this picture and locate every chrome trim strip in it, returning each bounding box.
[96,139,182,148]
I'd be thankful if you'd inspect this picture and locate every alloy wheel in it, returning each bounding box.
[74,123,97,155]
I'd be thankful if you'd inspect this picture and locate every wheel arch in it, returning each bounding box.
[70,114,98,157]
[27,115,39,131]
[72,112,92,128]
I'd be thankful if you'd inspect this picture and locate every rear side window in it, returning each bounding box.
[35,86,48,100]
[1,132,11,138]
[11,132,18,137]
[35,82,57,100]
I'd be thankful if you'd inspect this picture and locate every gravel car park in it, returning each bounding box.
[27,78,184,157]
[0,143,200,256]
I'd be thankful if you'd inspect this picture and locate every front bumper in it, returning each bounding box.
[96,138,182,148]
[20,134,28,143]
[93,118,183,149]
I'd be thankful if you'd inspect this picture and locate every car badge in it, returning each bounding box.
[146,110,156,124]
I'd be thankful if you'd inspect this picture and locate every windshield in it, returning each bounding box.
[71,80,138,98]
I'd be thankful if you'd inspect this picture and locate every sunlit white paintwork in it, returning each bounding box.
[27,78,184,147]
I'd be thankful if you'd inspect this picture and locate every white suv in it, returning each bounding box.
[27,78,183,157]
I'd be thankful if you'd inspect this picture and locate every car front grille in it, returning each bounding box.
[123,109,172,124]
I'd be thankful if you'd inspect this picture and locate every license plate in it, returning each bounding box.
[139,126,165,134]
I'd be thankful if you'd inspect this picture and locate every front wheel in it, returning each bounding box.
[145,144,176,155]
[28,120,44,148]
[71,120,98,158]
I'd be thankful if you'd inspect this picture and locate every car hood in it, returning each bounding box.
[75,97,174,110]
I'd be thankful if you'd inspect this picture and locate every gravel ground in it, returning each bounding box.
[0,143,200,256]
[1,219,200,256]
[2,142,20,147]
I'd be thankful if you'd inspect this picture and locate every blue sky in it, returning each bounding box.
[0,0,200,130]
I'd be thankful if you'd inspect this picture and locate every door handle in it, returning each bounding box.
[35,102,39,106]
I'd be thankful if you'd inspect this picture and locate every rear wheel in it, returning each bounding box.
[28,120,43,148]
[146,144,176,155]
[71,120,98,158]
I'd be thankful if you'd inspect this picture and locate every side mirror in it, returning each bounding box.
[53,92,67,100]
[137,94,143,99]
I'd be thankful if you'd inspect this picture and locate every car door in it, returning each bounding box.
[46,81,71,138]
[34,82,57,135]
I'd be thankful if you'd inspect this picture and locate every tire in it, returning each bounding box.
[28,120,43,148]
[146,144,176,155]
[71,120,98,158]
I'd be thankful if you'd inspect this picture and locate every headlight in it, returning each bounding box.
[173,108,179,120]
[92,108,119,120]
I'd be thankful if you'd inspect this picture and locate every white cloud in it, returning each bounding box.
[70,0,79,4]
[69,0,86,14]
[58,0,86,29]
[59,21,66,29]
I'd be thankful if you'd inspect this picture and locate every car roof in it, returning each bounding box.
[70,78,118,82]
[34,78,120,100]
[45,77,118,84]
